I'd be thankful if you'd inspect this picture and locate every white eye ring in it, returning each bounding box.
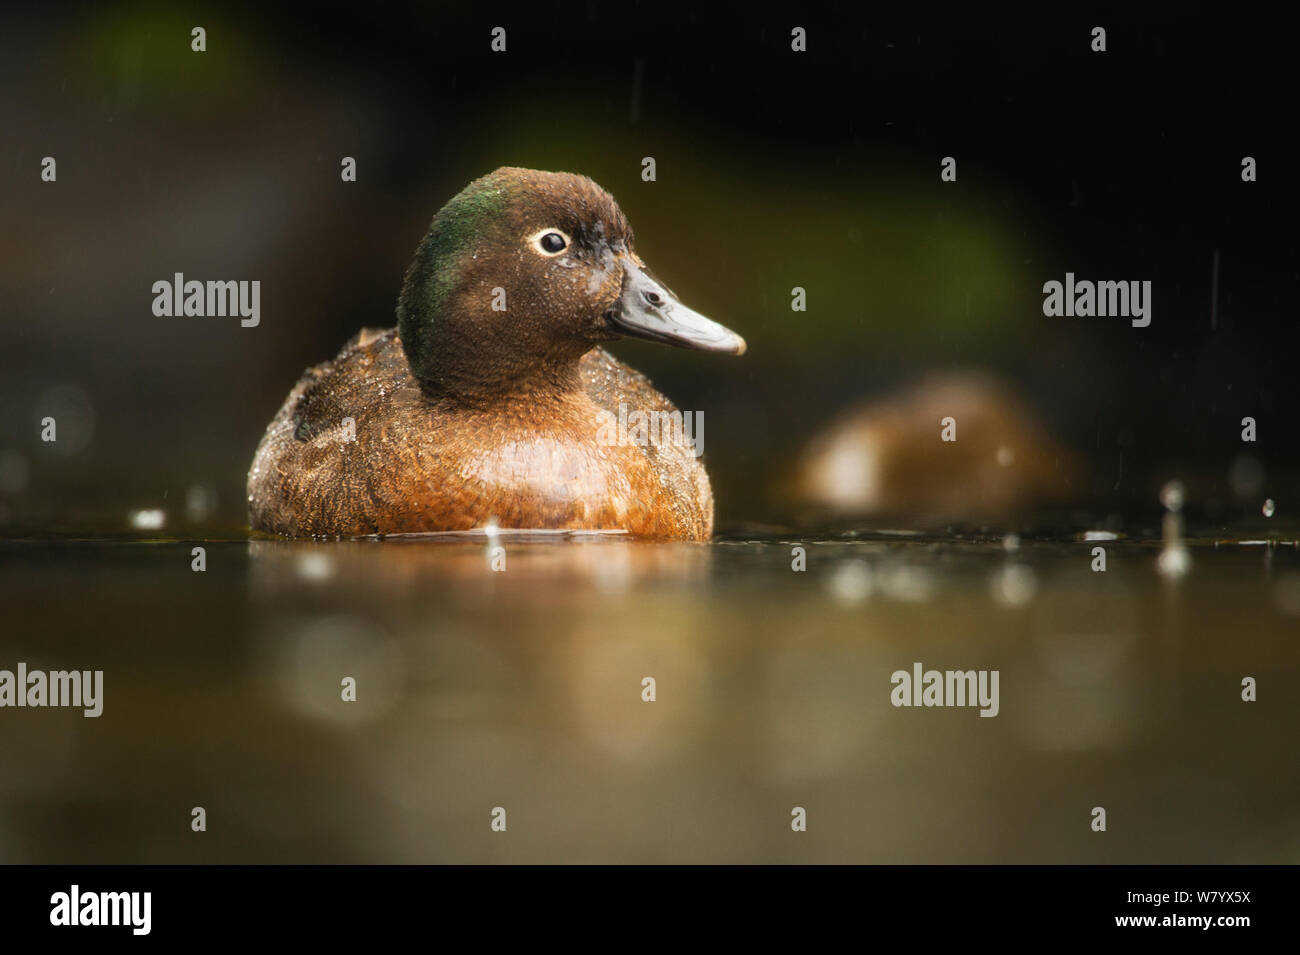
[528,228,571,256]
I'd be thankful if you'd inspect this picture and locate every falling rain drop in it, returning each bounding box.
[1157,482,1191,579]
[1159,480,1185,513]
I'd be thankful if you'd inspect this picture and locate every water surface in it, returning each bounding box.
[1,531,1297,863]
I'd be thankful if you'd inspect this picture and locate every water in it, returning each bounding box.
[1,531,1297,863]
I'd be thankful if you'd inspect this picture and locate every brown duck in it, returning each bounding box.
[247,167,746,541]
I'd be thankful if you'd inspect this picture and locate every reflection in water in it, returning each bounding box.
[1277,574,1300,616]
[826,560,873,604]
[256,615,406,725]
[248,533,715,596]
[0,533,1297,863]
[1031,570,1137,687]
[990,563,1037,607]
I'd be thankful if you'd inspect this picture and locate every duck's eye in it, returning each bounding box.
[528,228,573,257]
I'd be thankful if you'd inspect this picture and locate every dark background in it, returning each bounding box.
[3,3,1296,532]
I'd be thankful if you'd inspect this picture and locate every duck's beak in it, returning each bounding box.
[607,262,747,355]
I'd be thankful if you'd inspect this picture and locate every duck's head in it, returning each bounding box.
[397,167,746,397]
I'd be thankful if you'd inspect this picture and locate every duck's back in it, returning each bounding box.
[247,329,714,539]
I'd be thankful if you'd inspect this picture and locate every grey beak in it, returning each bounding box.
[607,263,747,355]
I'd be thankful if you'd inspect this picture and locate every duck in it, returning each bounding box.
[247,167,746,541]
[794,372,1078,527]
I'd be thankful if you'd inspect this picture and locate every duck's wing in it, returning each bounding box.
[248,328,418,536]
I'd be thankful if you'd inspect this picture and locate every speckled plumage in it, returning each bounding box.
[247,168,739,541]
[248,329,713,538]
